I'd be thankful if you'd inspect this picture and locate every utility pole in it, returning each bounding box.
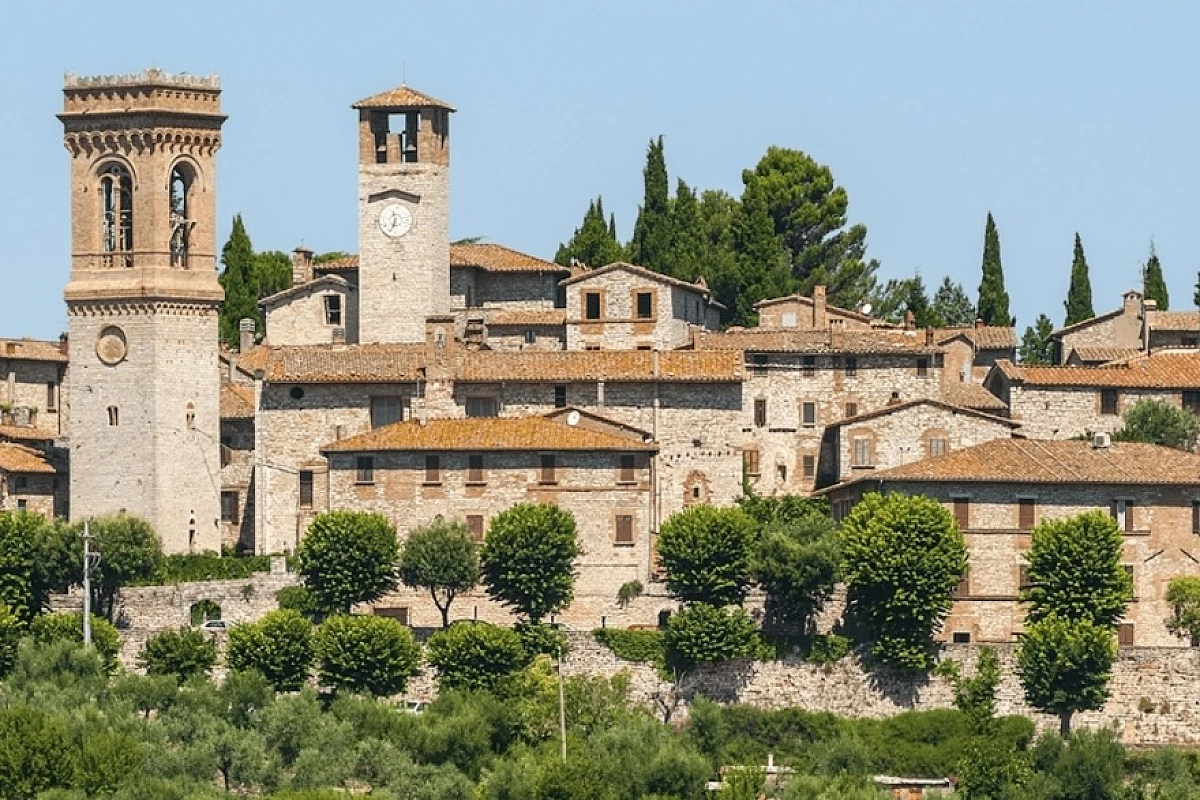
[557,642,567,762]
[82,521,100,647]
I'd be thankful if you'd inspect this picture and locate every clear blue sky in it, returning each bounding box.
[4,1,1199,340]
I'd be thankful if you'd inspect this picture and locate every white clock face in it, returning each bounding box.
[378,203,413,238]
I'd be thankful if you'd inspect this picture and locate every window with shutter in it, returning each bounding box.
[852,437,872,467]
[844,402,858,418]
[845,356,858,376]
[467,515,484,541]
[1019,499,1035,530]
[540,454,557,484]
[1118,623,1135,646]
[802,455,816,479]
[744,449,760,476]
[953,497,969,529]
[618,454,636,484]
[802,402,816,427]
[1100,389,1119,415]
[356,456,374,484]
[467,454,484,484]
[424,454,441,484]
[615,515,634,545]
[754,399,767,428]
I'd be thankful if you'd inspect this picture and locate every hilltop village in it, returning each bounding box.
[5,69,1200,649]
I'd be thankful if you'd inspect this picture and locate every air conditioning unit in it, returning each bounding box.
[1092,432,1111,449]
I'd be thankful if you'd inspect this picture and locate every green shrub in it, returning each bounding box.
[426,622,527,692]
[664,604,761,672]
[515,622,568,659]
[227,609,313,692]
[806,633,851,664]
[132,551,273,586]
[593,628,666,669]
[276,585,325,623]
[298,511,400,614]
[0,604,21,678]
[314,614,421,696]
[138,626,217,682]
[30,612,120,670]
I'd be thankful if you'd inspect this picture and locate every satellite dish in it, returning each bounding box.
[566,410,581,426]
[859,303,873,316]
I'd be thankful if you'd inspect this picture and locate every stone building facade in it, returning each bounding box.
[822,438,1200,646]
[1052,289,1200,365]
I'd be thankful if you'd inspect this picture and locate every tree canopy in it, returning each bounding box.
[840,492,968,669]
[1063,233,1095,326]
[977,212,1013,326]
[398,516,479,628]
[1018,314,1055,365]
[314,614,422,697]
[554,197,624,268]
[297,511,400,615]
[1022,510,1132,628]
[226,609,314,693]
[1144,242,1169,310]
[1017,614,1115,736]
[656,505,758,607]
[628,136,672,274]
[931,276,975,327]
[1166,576,1200,646]
[480,503,581,624]
[1112,398,1200,451]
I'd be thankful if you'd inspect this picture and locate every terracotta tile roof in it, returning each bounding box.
[0,339,68,363]
[314,255,360,272]
[1071,347,1142,364]
[1151,311,1200,332]
[450,243,568,273]
[994,351,1200,388]
[933,326,1017,350]
[694,328,942,355]
[485,309,567,327]
[260,275,351,308]
[352,84,455,111]
[0,443,55,474]
[322,415,656,453]
[940,382,1010,412]
[234,346,270,376]
[826,398,1019,429]
[828,439,1200,487]
[265,344,426,384]
[0,425,56,443]
[220,384,255,420]
[454,349,744,383]
[753,293,873,322]
[561,262,725,308]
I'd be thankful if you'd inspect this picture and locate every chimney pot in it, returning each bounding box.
[238,318,256,353]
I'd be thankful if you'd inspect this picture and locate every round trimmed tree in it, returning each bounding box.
[1023,510,1132,628]
[398,516,479,628]
[840,492,967,670]
[426,622,527,692]
[138,626,217,683]
[298,511,400,615]
[314,614,422,697]
[480,503,581,625]
[656,505,758,606]
[226,609,314,692]
[1017,614,1116,736]
[664,604,760,672]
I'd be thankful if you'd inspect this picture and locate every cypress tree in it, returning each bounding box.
[218,214,258,349]
[976,212,1013,326]
[1144,242,1169,310]
[667,179,706,280]
[1064,233,1095,326]
[731,188,795,326]
[554,197,624,268]
[628,136,673,274]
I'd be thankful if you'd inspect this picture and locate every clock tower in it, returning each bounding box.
[353,85,454,343]
[60,70,224,554]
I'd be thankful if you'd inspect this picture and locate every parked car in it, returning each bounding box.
[198,619,229,631]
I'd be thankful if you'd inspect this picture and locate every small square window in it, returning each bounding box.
[635,291,653,319]
[523,330,537,345]
[356,456,374,484]
[14,476,27,491]
[1118,623,1135,646]
[927,437,948,458]
[466,397,498,418]
[324,294,342,326]
[370,396,403,428]
[845,402,858,418]
[952,631,971,644]
[615,514,634,545]
[1100,389,1119,415]
[16,499,26,511]
[584,292,602,320]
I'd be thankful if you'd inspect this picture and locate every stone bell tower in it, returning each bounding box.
[353,85,454,343]
[60,69,225,554]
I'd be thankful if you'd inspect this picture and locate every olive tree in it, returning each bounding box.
[480,503,581,625]
[398,516,479,628]
[840,492,967,670]
[298,511,400,614]
[1113,399,1200,451]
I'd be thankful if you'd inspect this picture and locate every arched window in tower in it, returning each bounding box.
[186,402,195,431]
[169,165,193,268]
[99,163,133,268]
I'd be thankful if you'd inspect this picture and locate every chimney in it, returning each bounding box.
[57,333,69,356]
[812,285,828,328]
[238,318,256,353]
[291,246,314,286]
[903,310,916,330]
[925,327,934,346]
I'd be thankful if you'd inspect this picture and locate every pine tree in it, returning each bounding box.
[1144,242,1169,310]
[554,197,624,268]
[218,214,259,349]
[1018,314,1055,365]
[976,212,1013,326]
[931,276,975,326]
[628,136,673,274]
[1064,232,1095,326]
[731,187,795,326]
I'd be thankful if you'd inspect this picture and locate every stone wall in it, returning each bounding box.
[1008,385,1179,440]
[264,283,357,346]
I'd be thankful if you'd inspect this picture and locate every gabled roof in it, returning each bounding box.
[822,439,1200,489]
[1051,307,1124,338]
[454,349,744,383]
[313,255,360,272]
[992,351,1200,389]
[1151,311,1200,332]
[352,84,455,111]
[561,262,724,307]
[933,326,1017,350]
[220,384,255,420]
[0,443,55,474]
[450,243,568,273]
[0,339,68,364]
[940,381,1010,412]
[824,398,1019,429]
[752,292,872,322]
[693,328,942,355]
[1071,347,1142,365]
[259,275,352,309]
[265,344,426,384]
[322,415,656,454]
[485,309,566,327]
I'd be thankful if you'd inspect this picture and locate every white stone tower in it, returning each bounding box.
[60,69,225,554]
[353,85,454,343]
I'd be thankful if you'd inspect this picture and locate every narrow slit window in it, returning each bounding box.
[540,454,557,484]
[169,165,191,267]
[299,470,314,508]
[107,406,119,426]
